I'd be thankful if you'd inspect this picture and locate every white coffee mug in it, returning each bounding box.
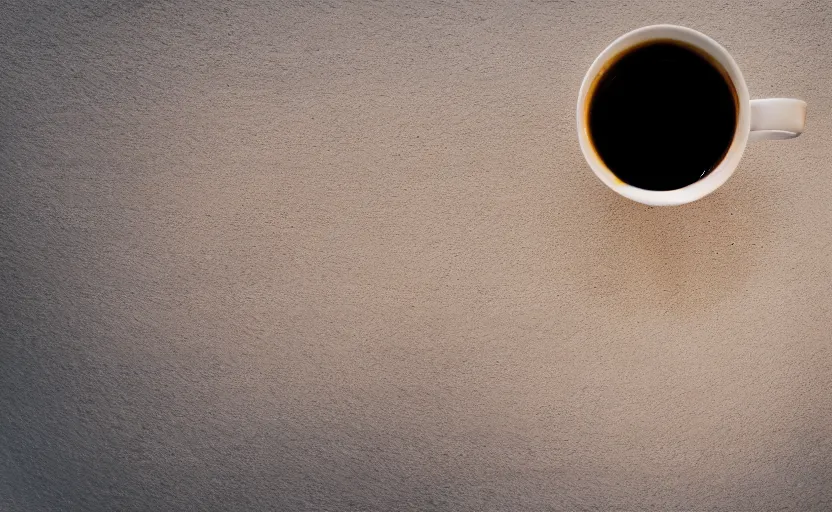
[577,25,806,206]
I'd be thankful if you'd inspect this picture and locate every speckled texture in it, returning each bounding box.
[1,1,831,510]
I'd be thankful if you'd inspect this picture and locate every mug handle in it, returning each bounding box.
[749,98,807,141]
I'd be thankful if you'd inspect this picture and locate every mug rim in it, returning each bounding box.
[577,25,751,206]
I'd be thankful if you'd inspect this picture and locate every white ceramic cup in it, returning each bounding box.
[577,25,806,206]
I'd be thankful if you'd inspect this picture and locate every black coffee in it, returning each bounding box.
[587,41,737,191]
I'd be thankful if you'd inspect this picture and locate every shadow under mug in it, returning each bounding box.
[577,25,807,206]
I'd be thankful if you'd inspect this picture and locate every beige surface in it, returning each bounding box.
[2,1,831,510]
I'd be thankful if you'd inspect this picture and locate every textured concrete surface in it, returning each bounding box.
[2,1,831,510]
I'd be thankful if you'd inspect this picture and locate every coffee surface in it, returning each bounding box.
[588,41,737,191]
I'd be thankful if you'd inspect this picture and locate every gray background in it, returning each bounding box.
[2,0,831,510]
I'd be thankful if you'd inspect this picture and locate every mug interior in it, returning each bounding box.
[577,25,751,206]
